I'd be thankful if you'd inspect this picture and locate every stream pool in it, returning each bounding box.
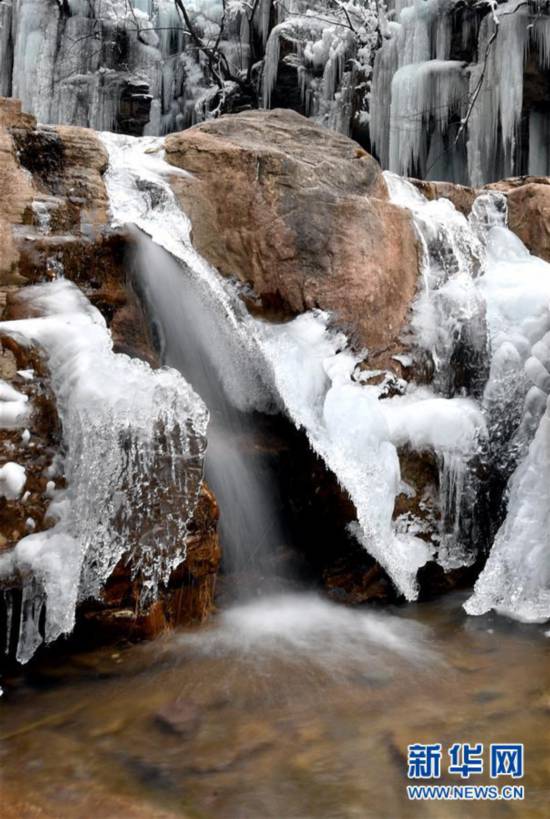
[1,591,549,818]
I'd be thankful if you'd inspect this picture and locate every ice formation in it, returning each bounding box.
[0,380,29,428]
[371,0,550,183]
[1,0,380,136]
[0,462,26,500]
[0,279,208,662]
[261,0,379,133]
[464,230,550,621]
[386,171,550,619]
[3,0,550,180]
[260,311,487,596]
[0,0,231,133]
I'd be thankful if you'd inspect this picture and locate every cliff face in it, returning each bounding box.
[0,98,221,660]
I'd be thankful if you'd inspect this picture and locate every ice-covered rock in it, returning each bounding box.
[0,279,209,662]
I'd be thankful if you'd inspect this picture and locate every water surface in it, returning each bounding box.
[1,592,549,818]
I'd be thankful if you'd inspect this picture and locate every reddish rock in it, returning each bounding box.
[0,97,221,653]
[0,99,35,283]
[408,178,478,216]
[0,335,61,558]
[165,108,420,352]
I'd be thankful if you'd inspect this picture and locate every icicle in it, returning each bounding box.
[467,3,530,185]
[262,22,283,107]
[388,59,466,176]
[16,579,45,664]
[3,589,14,655]
[0,0,13,97]
[465,399,550,622]
[528,110,550,176]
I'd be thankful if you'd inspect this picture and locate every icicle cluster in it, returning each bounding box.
[0,279,208,663]
[371,0,550,184]
[0,0,235,134]
[262,0,379,134]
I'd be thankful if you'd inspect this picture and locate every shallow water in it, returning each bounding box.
[1,592,549,818]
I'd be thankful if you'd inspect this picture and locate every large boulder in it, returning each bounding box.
[165,109,420,355]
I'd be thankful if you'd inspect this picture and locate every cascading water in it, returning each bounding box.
[385,172,550,619]
[100,132,299,591]
[98,132,480,603]
[132,234,290,588]
[96,130,550,624]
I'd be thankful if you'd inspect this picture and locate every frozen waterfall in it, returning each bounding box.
[370,0,550,184]
[386,172,550,620]
[0,278,208,663]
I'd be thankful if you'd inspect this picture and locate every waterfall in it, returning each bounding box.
[99,133,487,603]
[101,132,302,590]
[132,234,290,587]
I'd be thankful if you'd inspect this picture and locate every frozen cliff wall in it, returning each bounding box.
[371,0,550,184]
[0,0,230,135]
[4,0,550,185]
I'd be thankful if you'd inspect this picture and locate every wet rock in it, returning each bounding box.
[410,173,550,265]
[75,484,220,644]
[408,178,478,216]
[485,176,550,262]
[154,700,201,737]
[0,335,61,560]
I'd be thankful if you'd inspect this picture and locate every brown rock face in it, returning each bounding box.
[408,178,479,217]
[165,109,420,352]
[0,99,35,283]
[76,485,221,643]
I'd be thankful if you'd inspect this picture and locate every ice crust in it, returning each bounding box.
[386,171,550,621]
[0,279,208,662]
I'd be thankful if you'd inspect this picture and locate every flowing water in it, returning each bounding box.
[1,592,550,818]
[132,233,289,590]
